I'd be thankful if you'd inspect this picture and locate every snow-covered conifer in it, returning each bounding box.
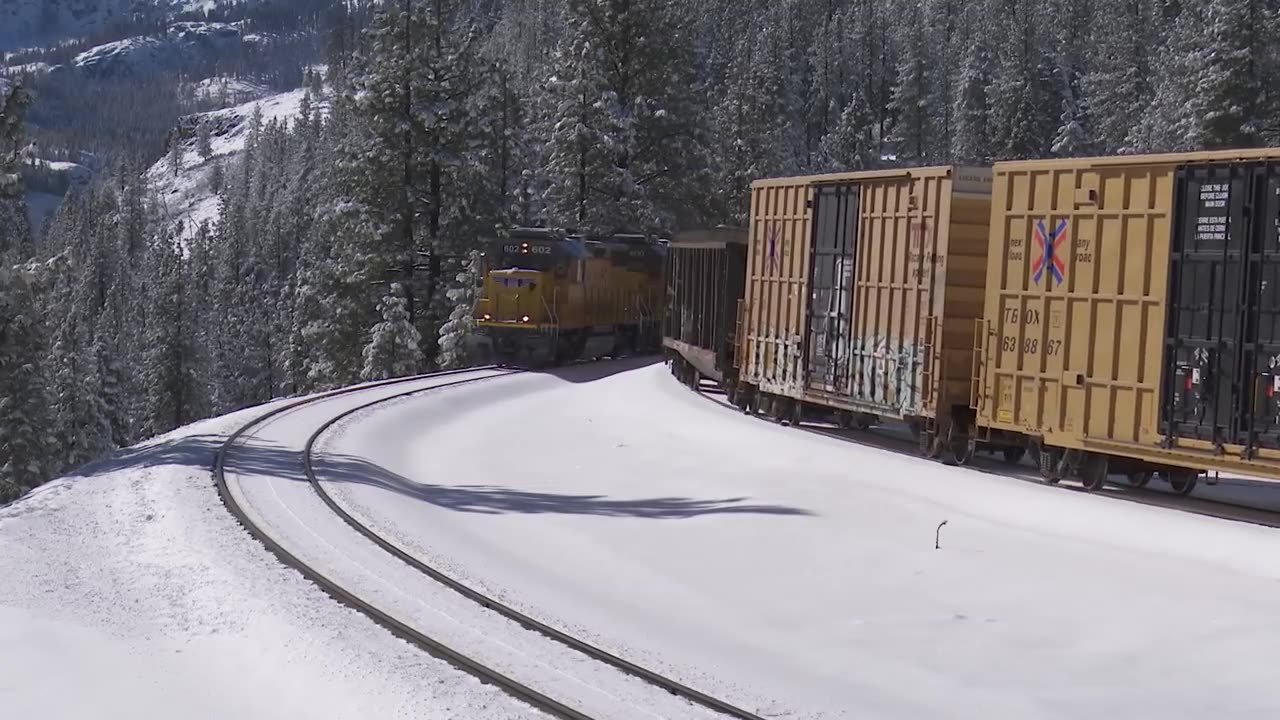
[436,250,481,369]
[197,120,213,161]
[362,282,423,381]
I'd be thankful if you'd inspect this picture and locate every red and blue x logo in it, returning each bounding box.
[1033,219,1067,287]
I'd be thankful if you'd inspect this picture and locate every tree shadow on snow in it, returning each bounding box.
[73,434,814,520]
[312,449,815,519]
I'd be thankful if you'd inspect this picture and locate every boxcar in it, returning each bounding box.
[735,166,995,461]
[974,149,1280,492]
[662,227,749,391]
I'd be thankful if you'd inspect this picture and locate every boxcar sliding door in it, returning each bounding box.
[804,184,859,393]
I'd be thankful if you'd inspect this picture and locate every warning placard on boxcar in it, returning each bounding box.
[1195,182,1230,243]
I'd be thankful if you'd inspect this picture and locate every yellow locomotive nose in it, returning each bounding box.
[478,268,547,324]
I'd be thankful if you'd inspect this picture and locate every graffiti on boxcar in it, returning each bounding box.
[852,335,924,413]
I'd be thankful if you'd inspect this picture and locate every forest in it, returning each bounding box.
[0,0,1277,502]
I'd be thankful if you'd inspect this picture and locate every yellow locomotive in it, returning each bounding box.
[471,227,666,366]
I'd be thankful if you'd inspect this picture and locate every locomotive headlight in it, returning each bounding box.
[521,315,530,323]
[482,313,491,321]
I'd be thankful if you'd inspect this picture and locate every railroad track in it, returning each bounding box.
[215,365,768,720]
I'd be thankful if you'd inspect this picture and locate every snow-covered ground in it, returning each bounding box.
[10,358,1280,719]
[0,399,542,720]
[318,359,1280,719]
[223,369,728,720]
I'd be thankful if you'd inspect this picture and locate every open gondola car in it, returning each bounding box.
[662,226,749,396]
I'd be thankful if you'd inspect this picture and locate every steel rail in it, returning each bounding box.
[302,373,770,720]
[214,367,597,720]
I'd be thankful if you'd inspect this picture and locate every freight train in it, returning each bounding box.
[664,149,1280,496]
[471,227,666,366]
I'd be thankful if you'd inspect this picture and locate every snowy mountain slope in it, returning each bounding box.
[148,86,315,238]
[0,0,133,52]
[0,0,248,52]
[0,402,540,720]
[68,22,251,78]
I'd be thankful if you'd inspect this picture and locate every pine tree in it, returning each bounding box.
[142,237,201,436]
[988,2,1058,160]
[1084,0,1158,153]
[48,308,112,470]
[818,91,876,171]
[539,16,611,230]
[541,0,710,232]
[292,192,377,392]
[1047,0,1099,158]
[0,79,33,259]
[1127,4,1209,152]
[362,282,423,381]
[710,23,793,222]
[436,250,481,369]
[167,128,183,177]
[888,0,934,164]
[539,17,612,230]
[952,39,994,164]
[344,0,485,356]
[0,263,55,501]
[1198,0,1268,148]
[197,120,213,161]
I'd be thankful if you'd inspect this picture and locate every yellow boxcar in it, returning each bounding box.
[975,148,1280,492]
[737,166,993,457]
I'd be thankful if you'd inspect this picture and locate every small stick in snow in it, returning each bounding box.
[935,520,948,550]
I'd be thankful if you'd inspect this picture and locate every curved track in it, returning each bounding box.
[215,366,767,720]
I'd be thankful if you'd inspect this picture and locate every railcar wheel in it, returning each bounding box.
[1001,446,1027,465]
[1079,453,1109,492]
[1038,445,1063,485]
[1166,470,1198,496]
[942,425,973,466]
[1126,471,1153,488]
